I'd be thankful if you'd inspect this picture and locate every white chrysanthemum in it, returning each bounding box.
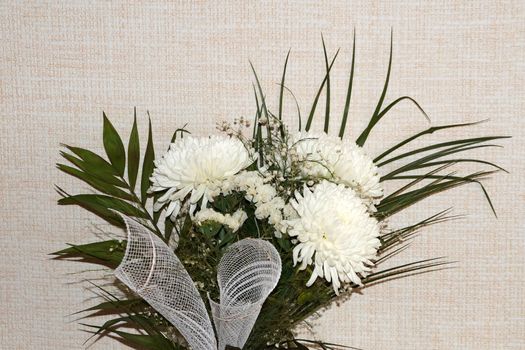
[286,180,380,293]
[150,135,254,218]
[292,132,383,204]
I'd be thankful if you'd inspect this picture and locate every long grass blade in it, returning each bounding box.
[249,61,269,120]
[383,162,456,200]
[374,120,488,163]
[377,136,509,167]
[278,50,291,137]
[387,172,498,216]
[381,143,504,180]
[277,83,302,131]
[377,170,497,217]
[305,49,340,131]
[339,30,356,138]
[321,35,331,133]
[356,30,393,146]
[379,209,458,252]
[250,61,273,146]
[363,258,453,286]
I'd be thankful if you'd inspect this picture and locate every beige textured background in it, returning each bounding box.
[1,1,524,349]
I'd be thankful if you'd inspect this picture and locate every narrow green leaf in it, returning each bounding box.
[58,193,146,219]
[377,136,509,167]
[57,164,132,200]
[249,61,269,120]
[113,331,175,350]
[379,209,456,252]
[127,109,140,190]
[56,187,124,226]
[386,172,498,217]
[373,120,489,163]
[363,258,452,285]
[252,85,264,164]
[164,216,174,242]
[278,83,302,131]
[278,50,291,137]
[103,112,126,176]
[85,283,164,337]
[305,49,340,131]
[321,35,331,133]
[62,146,127,187]
[357,95,429,146]
[170,124,190,143]
[409,158,508,173]
[141,116,155,205]
[51,240,125,266]
[356,30,393,146]
[377,170,497,217]
[250,61,273,145]
[252,84,261,140]
[381,143,503,180]
[78,299,142,314]
[382,163,455,200]
[339,30,356,138]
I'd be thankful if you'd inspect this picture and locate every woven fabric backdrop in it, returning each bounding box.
[1,1,524,349]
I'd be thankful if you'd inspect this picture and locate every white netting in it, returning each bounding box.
[210,238,282,350]
[115,216,217,350]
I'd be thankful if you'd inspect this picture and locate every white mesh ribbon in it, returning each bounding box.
[115,216,281,350]
[210,238,282,350]
[115,216,217,350]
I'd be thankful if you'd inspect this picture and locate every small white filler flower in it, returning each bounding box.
[149,135,254,218]
[286,180,381,293]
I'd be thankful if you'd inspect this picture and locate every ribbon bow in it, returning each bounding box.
[115,216,282,350]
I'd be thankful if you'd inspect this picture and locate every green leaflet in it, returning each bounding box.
[58,193,147,219]
[51,240,125,266]
[57,164,132,201]
[61,146,127,187]
[103,113,126,176]
[141,116,155,205]
[127,109,140,190]
[56,187,124,227]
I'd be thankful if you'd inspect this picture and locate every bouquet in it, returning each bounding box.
[54,35,506,349]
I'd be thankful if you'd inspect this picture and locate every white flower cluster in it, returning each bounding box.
[194,208,248,233]
[149,129,383,294]
[223,171,288,237]
[292,132,383,206]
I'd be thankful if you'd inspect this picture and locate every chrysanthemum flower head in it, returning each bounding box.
[149,135,255,218]
[286,180,381,293]
[292,132,383,205]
